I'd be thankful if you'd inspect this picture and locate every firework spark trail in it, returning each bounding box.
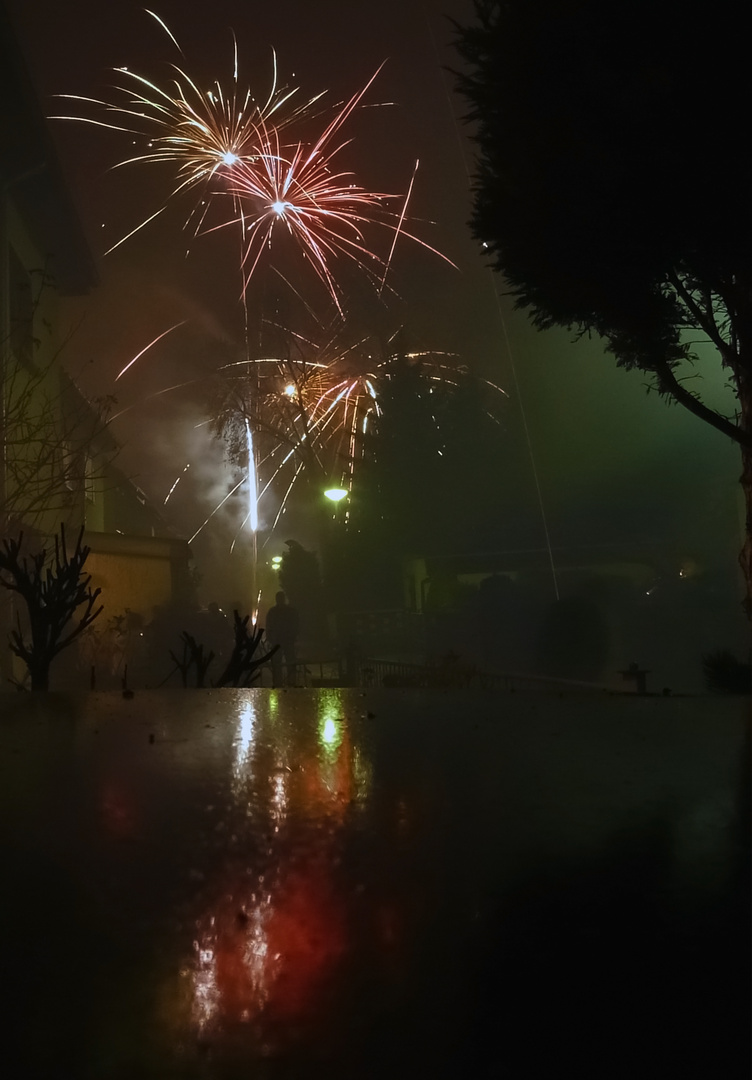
[245,418,259,533]
[189,475,247,544]
[379,158,420,296]
[115,320,187,381]
[265,460,306,539]
[109,377,209,423]
[104,207,168,257]
[164,463,190,505]
[145,9,183,54]
[109,355,331,442]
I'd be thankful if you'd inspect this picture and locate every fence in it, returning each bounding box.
[357,657,619,693]
[256,654,620,694]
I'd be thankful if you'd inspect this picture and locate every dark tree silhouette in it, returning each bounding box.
[355,354,508,554]
[356,354,447,550]
[702,650,752,695]
[279,539,327,646]
[213,612,277,688]
[454,0,752,616]
[0,524,103,690]
[169,611,276,688]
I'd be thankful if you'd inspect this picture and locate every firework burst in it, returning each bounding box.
[116,320,505,553]
[52,10,322,252]
[53,11,454,301]
[55,11,472,564]
[222,68,455,315]
[210,322,506,538]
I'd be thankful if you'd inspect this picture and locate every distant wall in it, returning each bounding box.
[84,531,193,621]
[87,551,172,622]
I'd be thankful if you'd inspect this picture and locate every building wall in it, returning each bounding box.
[0,12,196,691]
[86,552,174,625]
[43,533,194,691]
[84,532,194,622]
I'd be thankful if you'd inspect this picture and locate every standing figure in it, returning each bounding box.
[265,591,299,686]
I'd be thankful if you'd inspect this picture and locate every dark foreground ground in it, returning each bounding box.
[0,689,749,1078]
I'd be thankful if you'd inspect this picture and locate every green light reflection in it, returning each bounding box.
[317,689,344,758]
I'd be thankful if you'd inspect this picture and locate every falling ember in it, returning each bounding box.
[115,320,187,381]
[189,475,247,545]
[164,463,190,505]
[379,158,420,296]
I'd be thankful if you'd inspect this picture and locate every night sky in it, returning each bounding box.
[7,1,491,515]
[7,0,487,363]
[6,0,748,674]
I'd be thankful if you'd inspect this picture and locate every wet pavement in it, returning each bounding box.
[0,689,749,1078]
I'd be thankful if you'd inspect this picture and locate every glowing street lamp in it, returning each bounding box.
[324,487,348,503]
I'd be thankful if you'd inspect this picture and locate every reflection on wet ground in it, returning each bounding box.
[0,690,749,1078]
[184,693,370,1060]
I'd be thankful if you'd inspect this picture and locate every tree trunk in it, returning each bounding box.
[29,658,50,691]
[738,409,752,633]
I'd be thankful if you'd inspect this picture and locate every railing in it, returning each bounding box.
[256,657,353,688]
[357,658,619,694]
[257,655,621,693]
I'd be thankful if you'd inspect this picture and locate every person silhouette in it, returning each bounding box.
[265,590,299,686]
